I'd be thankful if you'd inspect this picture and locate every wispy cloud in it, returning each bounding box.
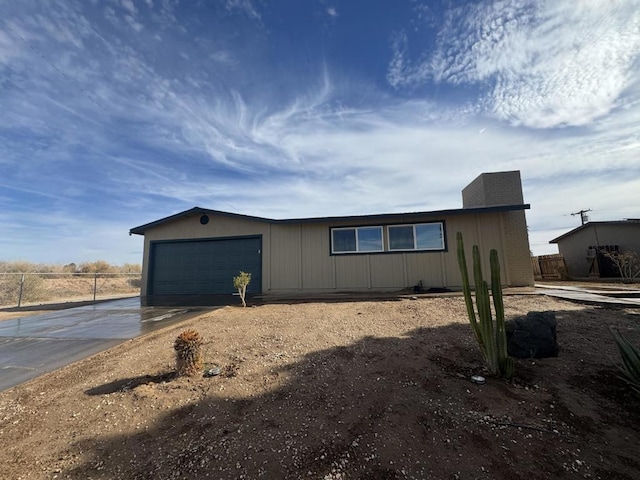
[390,0,640,128]
[119,0,138,16]
[225,0,261,20]
[0,1,639,263]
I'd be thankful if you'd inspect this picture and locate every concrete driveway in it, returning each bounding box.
[0,297,213,391]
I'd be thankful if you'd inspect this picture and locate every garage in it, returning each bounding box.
[148,236,262,304]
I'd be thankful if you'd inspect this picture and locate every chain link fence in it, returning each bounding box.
[0,272,141,308]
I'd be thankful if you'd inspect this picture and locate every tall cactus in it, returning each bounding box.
[456,232,514,379]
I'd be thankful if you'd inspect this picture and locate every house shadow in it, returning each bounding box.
[251,289,455,306]
[63,307,640,480]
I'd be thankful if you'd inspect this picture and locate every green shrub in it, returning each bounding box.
[233,271,252,307]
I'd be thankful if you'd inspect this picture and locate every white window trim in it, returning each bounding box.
[331,226,384,254]
[387,222,445,251]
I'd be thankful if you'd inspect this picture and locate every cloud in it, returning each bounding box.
[120,0,137,16]
[327,7,338,17]
[225,0,261,20]
[386,31,410,89]
[1,0,639,263]
[390,0,640,128]
[2,8,637,223]
[208,50,235,64]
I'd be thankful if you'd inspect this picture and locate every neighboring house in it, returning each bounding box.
[130,171,533,306]
[549,220,640,278]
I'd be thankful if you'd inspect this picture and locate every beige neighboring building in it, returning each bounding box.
[130,171,533,305]
[550,220,640,278]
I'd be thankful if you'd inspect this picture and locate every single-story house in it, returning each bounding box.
[549,220,640,278]
[130,171,533,305]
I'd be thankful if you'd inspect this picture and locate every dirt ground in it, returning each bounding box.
[1,294,639,479]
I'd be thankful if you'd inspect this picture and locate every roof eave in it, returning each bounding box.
[130,204,530,235]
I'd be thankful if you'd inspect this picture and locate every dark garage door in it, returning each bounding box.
[149,236,262,297]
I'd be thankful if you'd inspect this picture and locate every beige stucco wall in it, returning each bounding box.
[138,209,533,296]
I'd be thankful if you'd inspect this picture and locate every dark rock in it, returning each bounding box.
[505,311,558,358]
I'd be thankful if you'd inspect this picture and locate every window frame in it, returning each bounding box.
[387,222,445,252]
[330,226,384,254]
[330,221,446,255]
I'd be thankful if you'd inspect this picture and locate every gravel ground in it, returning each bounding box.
[1,294,639,479]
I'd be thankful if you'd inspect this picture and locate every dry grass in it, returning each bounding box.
[0,275,140,308]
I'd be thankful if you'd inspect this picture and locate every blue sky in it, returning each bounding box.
[1,0,639,265]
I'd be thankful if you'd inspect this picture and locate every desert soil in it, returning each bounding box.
[0,294,639,479]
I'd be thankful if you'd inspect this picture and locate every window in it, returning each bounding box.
[331,222,445,254]
[331,226,383,254]
[388,223,444,251]
[388,225,414,250]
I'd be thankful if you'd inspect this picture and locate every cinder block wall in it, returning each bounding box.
[462,171,524,208]
[503,210,534,286]
[462,171,533,286]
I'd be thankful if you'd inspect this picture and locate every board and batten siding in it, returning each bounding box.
[265,211,517,293]
[301,224,335,289]
[138,209,532,297]
[269,224,302,290]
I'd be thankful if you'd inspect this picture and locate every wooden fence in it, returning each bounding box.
[531,254,567,280]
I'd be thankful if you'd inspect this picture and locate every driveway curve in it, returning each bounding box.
[0,297,213,391]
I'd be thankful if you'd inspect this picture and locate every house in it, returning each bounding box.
[549,220,640,278]
[130,171,533,306]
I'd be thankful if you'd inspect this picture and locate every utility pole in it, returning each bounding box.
[571,209,591,225]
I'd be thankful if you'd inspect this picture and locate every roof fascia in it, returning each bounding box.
[129,207,273,235]
[274,204,531,225]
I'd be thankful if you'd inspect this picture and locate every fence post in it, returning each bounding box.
[93,274,97,301]
[18,274,25,307]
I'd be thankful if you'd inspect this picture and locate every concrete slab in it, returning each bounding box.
[0,298,213,391]
[0,337,123,387]
[535,285,640,306]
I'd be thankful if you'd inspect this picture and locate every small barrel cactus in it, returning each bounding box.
[174,329,204,376]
